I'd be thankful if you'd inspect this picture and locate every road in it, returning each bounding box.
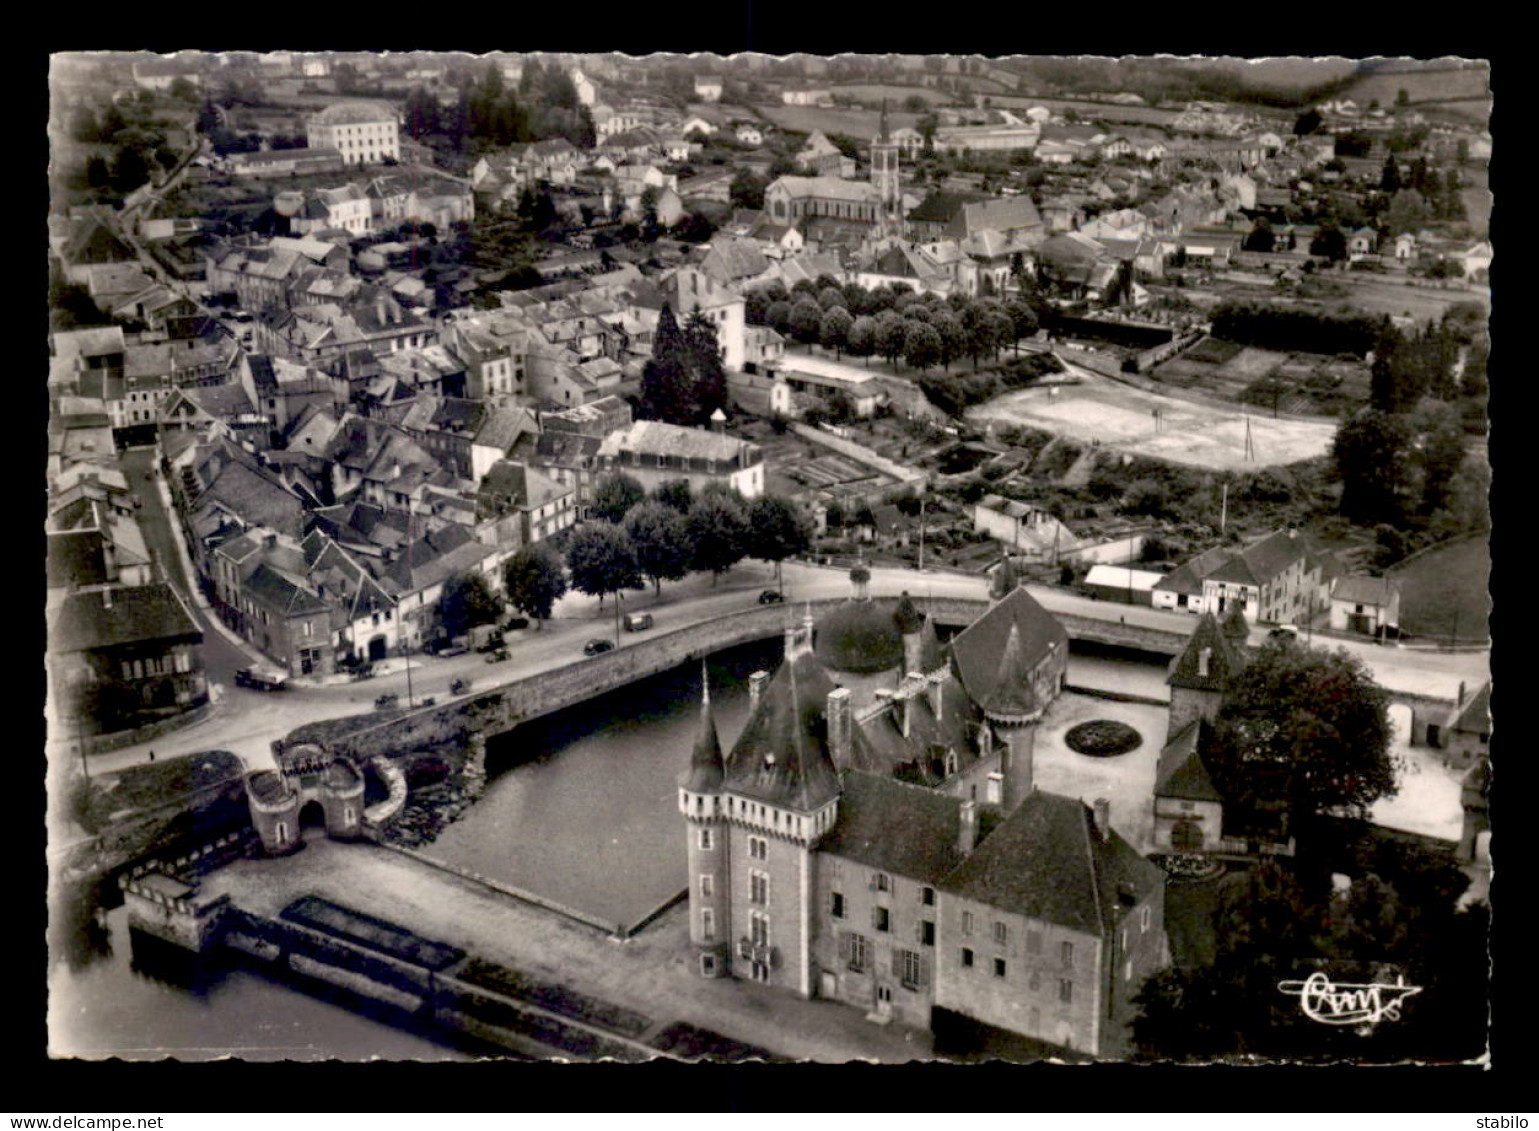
[70,543,1489,780]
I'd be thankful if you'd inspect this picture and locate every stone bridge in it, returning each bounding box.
[319,596,1194,763]
[313,596,1450,763]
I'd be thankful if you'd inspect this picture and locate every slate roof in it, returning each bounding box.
[598,420,756,465]
[1451,681,1491,737]
[1154,718,1224,802]
[51,583,200,653]
[47,530,107,588]
[941,790,1164,935]
[382,523,492,597]
[722,648,843,811]
[982,622,1040,721]
[1152,545,1234,596]
[854,675,975,779]
[1166,612,1247,692]
[309,100,397,126]
[908,191,988,225]
[682,687,726,793]
[948,587,1067,708]
[817,771,967,883]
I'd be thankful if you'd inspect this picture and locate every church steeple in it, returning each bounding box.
[869,98,902,238]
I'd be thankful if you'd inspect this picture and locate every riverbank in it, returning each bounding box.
[198,836,936,1063]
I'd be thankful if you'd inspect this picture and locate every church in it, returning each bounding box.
[677,578,1169,1057]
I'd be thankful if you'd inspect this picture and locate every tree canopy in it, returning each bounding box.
[437,570,503,638]
[639,304,729,426]
[589,471,646,524]
[745,495,814,591]
[503,543,568,628]
[565,522,644,608]
[624,499,692,595]
[1211,639,1396,826]
[685,488,750,582]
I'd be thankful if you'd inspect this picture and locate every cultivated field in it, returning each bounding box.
[989,94,1185,127]
[1150,337,1370,417]
[1388,535,1492,643]
[826,83,953,106]
[757,105,923,138]
[965,363,1337,470]
[1342,64,1490,109]
[1327,277,1490,322]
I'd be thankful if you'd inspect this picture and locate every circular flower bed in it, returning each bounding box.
[1161,854,1226,882]
[1065,719,1143,757]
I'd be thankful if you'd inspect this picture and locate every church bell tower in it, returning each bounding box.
[870,100,902,238]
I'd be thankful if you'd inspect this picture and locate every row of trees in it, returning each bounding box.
[747,277,1044,377]
[1209,302,1382,357]
[437,478,816,639]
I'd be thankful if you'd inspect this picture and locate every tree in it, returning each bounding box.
[788,296,824,347]
[1293,109,1322,136]
[1408,398,1468,516]
[1333,408,1419,525]
[1211,639,1396,830]
[903,321,942,374]
[981,309,1015,361]
[931,312,967,371]
[1384,189,1430,236]
[112,147,150,194]
[437,570,503,639]
[875,311,908,368]
[168,76,199,102]
[652,478,693,514]
[566,522,644,640]
[817,285,847,311]
[590,471,646,524]
[685,488,749,583]
[625,499,692,595]
[765,299,793,336]
[1243,218,1276,253]
[1309,225,1348,263]
[730,168,766,211]
[745,494,814,592]
[819,306,853,359]
[846,314,877,366]
[503,543,568,629]
[1380,155,1402,194]
[1396,88,1411,108]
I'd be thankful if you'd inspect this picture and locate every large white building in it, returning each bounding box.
[306,101,401,167]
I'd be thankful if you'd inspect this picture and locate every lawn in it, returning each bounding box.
[758,105,922,139]
[1389,535,1492,643]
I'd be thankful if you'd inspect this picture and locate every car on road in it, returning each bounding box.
[485,648,510,663]
[374,693,399,710]
[1268,625,1299,640]
[584,639,615,656]
[758,590,786,604]
[234,666,288,691]
[624,612,653,632]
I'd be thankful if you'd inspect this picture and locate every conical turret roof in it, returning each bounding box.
[724,649,842,812]
[1221,606,1250,643]
[983,622,1040,723]
[681,672,724,793]
[1167,612,1246,691]
[894,590,925,635]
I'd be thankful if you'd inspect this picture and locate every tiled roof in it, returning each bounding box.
[949,587,1068,709]
[308,100,397,126]
[1451,681,1491,737]
[51,583,200,653]
[723,648,843,811]
[1207,529,1307,587]
[817,771,967,884]
[769,175,880,204]
[1332,574,1399,607]
[1154,718,1224,802]
[1166,613,1246,692]
[598,420,756,465]
[942,790,1164,935]
[1152,545,1234,595]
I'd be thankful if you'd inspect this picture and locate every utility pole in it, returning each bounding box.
[917,495,925,572]
[1220,481,1228,534]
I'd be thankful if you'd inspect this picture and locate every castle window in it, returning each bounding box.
[920,920,935,947]
[750,871,769,906]
[993,921,1008,946]
[873,906,890,933]
[900,949,926,990]
[1061,941,1075,967]
[872,872,890,893]
[961,947,974,968]
[749,836,768,860]
[993,958,1007,979]
[846,932,869,972]
[701,908,715,941]
[831,891,845,919]
[962,911,974,936]
[1060,979,1074,1003]
[700,875,713,898]
[921,886,935,907]
[699,828,713,850]
[751,912,769,947]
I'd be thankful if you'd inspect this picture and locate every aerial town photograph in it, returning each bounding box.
[43,50,1493,1070]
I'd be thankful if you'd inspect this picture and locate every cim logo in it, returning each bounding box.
[1277,971,1423,1026]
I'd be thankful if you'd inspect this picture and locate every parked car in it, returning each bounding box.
[1268,624,1299,640]
[624,612,653,632]
[434,642,469,658]
[758,590,786,605]
[584,639,614,656]
[505,617,530,631]
[374,692,399,709]
[234,666,288,691]
[485,648,510,663]
[450,678,470,695]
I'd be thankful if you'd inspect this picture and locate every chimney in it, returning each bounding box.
[927,671,945,722]
[1093,798,1110,841]
[826,687,852,769]
[264,532,278,550]
[1458,681,1467,706]
[748,670,770,713]
[710,408,727,434]
[102,587,113,609]
[958,798,978,855]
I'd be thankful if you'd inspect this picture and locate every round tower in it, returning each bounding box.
[679,666,729,977]
[982,622,1043,812]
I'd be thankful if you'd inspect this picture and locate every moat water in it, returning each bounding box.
[49,638,1168,1060]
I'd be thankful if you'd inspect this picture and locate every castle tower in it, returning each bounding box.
[708,640,843,997]
[982,622,1043,812]
[870,100,902,238]
[894,590,927,674]
[1166,613,1247,735]
[679,665,729,977]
